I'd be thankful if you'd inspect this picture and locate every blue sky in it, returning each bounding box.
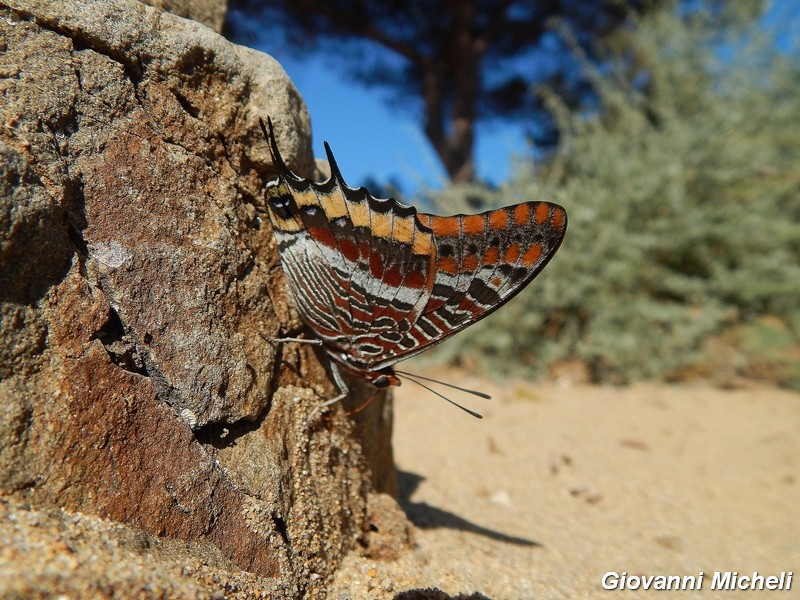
[241,0,797,195]
[267,56,528,192]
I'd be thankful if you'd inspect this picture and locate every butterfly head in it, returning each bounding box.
[333,350,401,387]
[368,368,401,388]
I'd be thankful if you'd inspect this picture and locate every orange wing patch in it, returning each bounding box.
[430,215,460,237]
[461,214,485,235]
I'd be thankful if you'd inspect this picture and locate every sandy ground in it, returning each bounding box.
[331,374,799,599]
[1,375,796,599]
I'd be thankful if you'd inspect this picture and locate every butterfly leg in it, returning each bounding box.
[347,389,381,415]
[306,361,350,421]
[260,333,350,418]
[260,333,323,346]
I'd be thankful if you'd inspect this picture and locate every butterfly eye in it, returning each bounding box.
[372,374,391,388]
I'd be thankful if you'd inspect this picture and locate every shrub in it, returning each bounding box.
[420,5,800,387]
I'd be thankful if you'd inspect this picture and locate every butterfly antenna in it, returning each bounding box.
[395,369,491,399]
[399,373,483,419]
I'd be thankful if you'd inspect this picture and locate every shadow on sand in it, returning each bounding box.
[396,470,541,548]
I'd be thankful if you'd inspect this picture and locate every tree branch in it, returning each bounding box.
[474,0,516,55]
[290,0,425,67]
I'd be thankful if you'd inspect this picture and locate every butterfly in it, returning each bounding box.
[259,118,567,416]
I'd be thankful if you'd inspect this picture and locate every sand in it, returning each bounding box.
[2,375,796,599]
[330,374,799,599]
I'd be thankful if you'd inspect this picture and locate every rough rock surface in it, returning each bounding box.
[141,0,227,32]
[0,497,277,598]
[0,0,401,594]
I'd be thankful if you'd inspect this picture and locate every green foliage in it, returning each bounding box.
[419,5,800,387]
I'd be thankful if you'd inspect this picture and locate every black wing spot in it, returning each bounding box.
[399,336,417,349]
[431,283,453,298]
[497,264,514,277]
[511,267,529,283]
[417,317,439,337]
[360,344,384,355]
[271,194,294,219]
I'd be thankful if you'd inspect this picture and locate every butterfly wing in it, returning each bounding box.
[261,119,436,378]
[366,201,567,371]
[260,118,566,380]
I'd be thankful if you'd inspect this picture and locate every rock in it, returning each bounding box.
[0,0,398,592]
[0,496,282,598]
[363,493,414,561]
[141,0,228,32]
